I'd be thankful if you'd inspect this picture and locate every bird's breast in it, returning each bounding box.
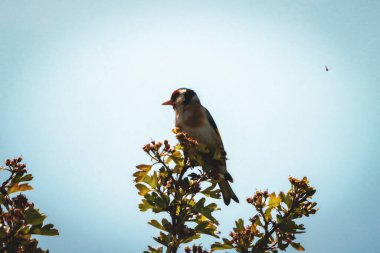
[175,106,220,151]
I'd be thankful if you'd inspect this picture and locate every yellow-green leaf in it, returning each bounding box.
[25,207,46,226]
[268,193,281,208]
[148,219,164,230]
[143,172,158,188]
[211,242,233,251]
[264,207,273,220]
[8,183,33,194]
[291,242,305,251]
[165,157,172,164]
[279,191,291,209]
[235,218,244,232]
[170,151,184,165]
[30,224,59,236]
[12,174,33,184]
[133,170,148,183]
[139,199,153,212]
[136,164,152,172]
[135,183,150,196]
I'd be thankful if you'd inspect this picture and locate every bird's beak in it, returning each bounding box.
[162,100,173,106]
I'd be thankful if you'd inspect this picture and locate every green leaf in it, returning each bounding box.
[205,203,218,211]
[208,189,221,199]
[199,203,219,225]
[211,242,233,251]
[143,172,158,188]
[195,221,209,230]
[280,191,292,208]
[200,184,215,194]
[305,188,316,198]
[135,183,150,196]
[235,218,244,232]
[195,221,219,238]
[148,192,167,212]
[223,238,233,245]
[253,215,263,227]
[16,225,30,236]
[165,157,172,164]
[278,219,299,233]
[264,207,273,220]
[148,219,164,230]
[201,184,221,199]
[147,246,163,253]
[268,193,281,208]
[161,218,170,227]
[133,170,148,183]
[291,242,305,251]
[8,183,33,194]
[11,174,33,184]
[170,151,184,165]
[30,224,59,236]
[136,164,152,172]
[153,231,169,246]
[181,233,201,243]
[25,206,46,226]
[194,197,206,211]
[139,199,153,212]
[151,172,158,188]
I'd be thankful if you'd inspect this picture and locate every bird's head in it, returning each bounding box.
[162,88,200,109]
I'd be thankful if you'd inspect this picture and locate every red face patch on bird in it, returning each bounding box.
[162,88,194,107]
[170,89,185,102]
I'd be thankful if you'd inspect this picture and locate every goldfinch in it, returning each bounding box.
[162,88,239,205]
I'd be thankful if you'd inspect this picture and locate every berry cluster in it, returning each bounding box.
[4,157,27,173]
[184,245,209,253]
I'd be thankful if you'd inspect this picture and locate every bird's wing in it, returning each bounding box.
[204,108,226,155]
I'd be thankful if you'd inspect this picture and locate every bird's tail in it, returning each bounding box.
[218,176,239,205]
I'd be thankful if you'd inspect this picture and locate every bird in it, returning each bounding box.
[325,65,329,71]
[162,88,239,205]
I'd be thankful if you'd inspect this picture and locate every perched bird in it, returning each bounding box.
[162,88,239,205]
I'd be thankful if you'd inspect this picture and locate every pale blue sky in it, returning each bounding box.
[1,1,379,252]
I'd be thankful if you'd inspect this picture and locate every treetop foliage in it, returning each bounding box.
[0,157,59,253]
[134,130,318,253]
